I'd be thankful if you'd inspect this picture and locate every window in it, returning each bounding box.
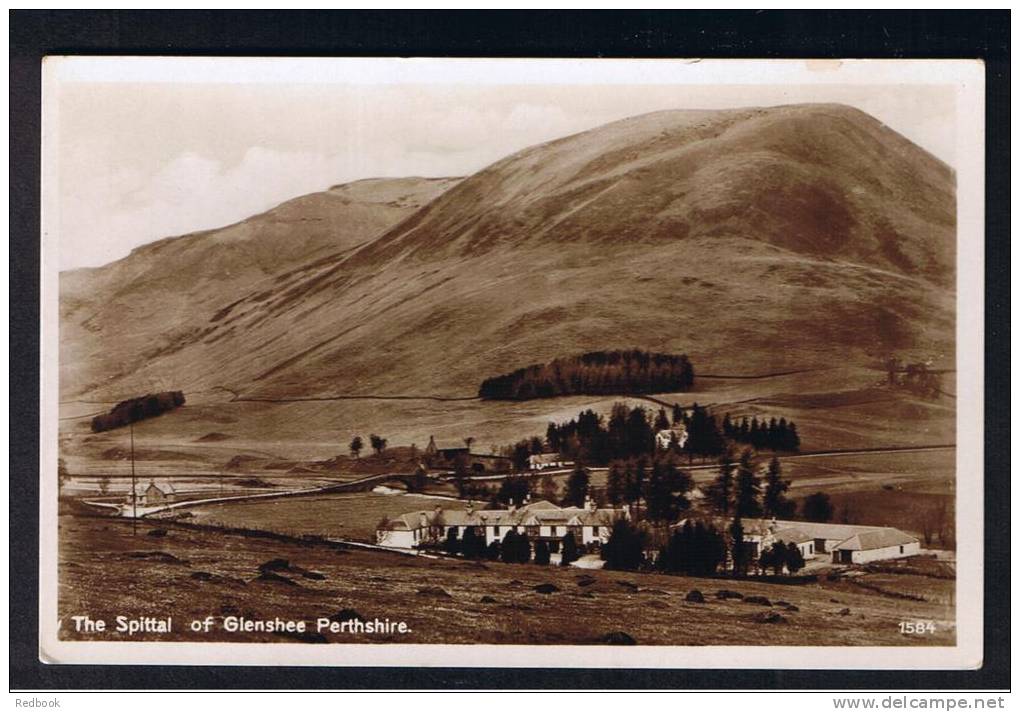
[899,545,904,553]
[495,526,501,537]
[592,526,600,537]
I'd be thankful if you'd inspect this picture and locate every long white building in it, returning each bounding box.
[740,518,921,564]
[377,498,626,551]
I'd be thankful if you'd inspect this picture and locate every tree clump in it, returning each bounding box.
[479,350,694,400]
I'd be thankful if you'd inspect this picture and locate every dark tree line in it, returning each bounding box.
[522,403,801,475]
[605,454,693,523]
[759,542,806,575]
[707,451,794,520]
[676,403,726,459]
[479,350,694,400]
[656,520,727,575]
[885,359,943,400]
[543,403,663,466]
[601,519,648,571]
[91,391,185,432]
[721,414,800,452]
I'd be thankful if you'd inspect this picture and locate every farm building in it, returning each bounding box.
[741,518,919,564]
[683,517,921,566]
[377,497,626,550]
[829,528,921,564]
[424,436,469,461]
[423,436,510,473]
[528,453,571,471]
[127,479,177,507]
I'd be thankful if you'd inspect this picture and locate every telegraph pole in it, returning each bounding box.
[130,419,137,535]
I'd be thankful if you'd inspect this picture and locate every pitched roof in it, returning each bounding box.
[833,528,918,551]
[529,453,566,464]
[771,527,813,545]
[131,480,176,496]
[570,509,619,526]
[741,518,889,542]
[520,499,559,511]
[382,502,625,531]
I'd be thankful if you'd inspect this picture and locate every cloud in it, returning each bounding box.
[57,101,598,269]
[55,82,955,270]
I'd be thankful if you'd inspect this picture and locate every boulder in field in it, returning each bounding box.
[479,595,498,604]
[533,583,560,594]
[744,595,772,606]
[329,608,365,623]
[255,571,298,586]
[838,607,851,616]
[685,589,706,603]
[599,631,637,645]
[147,529,168,538]
[258,558,291,573]
[277,629,328,644]
[752,611,787,624]
[716,589,744,600]
[417,586,452,598]
[128,551,187,565]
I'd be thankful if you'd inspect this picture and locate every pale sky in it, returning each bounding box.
[49,60,957,270]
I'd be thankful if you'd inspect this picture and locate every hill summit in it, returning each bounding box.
[60,104,955,400]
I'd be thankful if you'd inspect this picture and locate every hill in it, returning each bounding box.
[59,104,955,402]
[59,177,460,396]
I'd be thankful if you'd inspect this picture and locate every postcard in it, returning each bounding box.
[39,56,985,668]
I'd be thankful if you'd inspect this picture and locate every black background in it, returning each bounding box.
[9,10,1010,691]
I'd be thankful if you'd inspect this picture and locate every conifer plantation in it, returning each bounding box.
[478,350,694,400]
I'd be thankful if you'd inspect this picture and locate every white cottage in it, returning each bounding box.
[126,479,177,507]
[528,453,571,471]
[655,423,689,450]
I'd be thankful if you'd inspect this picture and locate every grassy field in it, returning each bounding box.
[189,491,467,542]
[58,365,954,497]
[57,514,956,646]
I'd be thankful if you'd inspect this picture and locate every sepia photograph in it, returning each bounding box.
[36,55,986,669]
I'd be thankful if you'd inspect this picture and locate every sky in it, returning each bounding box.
[49,60,957,270]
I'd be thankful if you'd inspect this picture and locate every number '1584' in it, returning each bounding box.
[899,620,936,634]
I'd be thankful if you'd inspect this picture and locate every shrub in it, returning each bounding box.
[533,540,551,565]
[560,532,579,566]
[601,519,647,571]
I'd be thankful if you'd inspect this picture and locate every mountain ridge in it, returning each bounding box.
[59,104,955,401]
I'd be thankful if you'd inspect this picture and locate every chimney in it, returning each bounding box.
[769,515,778,533]
[588,495,597,512]
[466,500,474,515]
[508,499,517,514]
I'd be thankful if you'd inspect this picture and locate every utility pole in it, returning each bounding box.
[130,419,137,535]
